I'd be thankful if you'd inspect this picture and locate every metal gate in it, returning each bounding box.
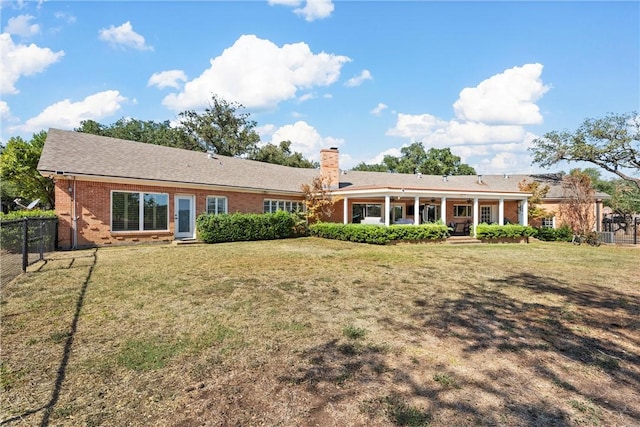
[601,214,639,245]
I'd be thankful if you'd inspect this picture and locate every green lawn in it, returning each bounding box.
[1,239,639,426]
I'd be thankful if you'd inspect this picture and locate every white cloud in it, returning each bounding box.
[0,100,12,121]
[370,103,388,116]
[381,64,551,174]
[5,14,40,37]
[268,120,344,161]
[162,34,350,111]
[295,0,334,21]
[54,11,77,24]
[298,93,315,102]
[367,147,402,165]
[387,113,529,147]
[98,21,153,51]
[453,63,550,125]
[0,33,65,94]
[345,69,372,87]
[17,90,127,132]
[269,0,334,21]
[148,70,187,89]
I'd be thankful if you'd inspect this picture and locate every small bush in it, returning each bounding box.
[196,211,307,243]
[475,223,537,240]
[309,223,449,245]
[534,225,573,242]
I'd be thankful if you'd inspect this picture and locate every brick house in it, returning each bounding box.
[37,129,605,249]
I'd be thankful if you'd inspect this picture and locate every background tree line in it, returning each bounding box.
[1,102,638,217]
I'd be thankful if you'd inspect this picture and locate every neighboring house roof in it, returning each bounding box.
[38,128,319,194]
[38,128,608,200]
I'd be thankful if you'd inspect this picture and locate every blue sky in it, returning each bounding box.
[1,0,638,174]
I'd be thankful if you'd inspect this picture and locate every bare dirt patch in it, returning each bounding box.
[1,240,638,426]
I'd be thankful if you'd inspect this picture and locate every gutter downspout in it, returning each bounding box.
[72,177,78,249]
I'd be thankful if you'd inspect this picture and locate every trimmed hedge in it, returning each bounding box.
[475,223,537,240]
[0,209,56,220]
[309,222,450,245]
[534,225,573,242]
[196,211,307,243]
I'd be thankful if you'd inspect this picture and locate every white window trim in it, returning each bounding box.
[541,216,556,229]
[206,195,228,215]
[263,199,305,213]
[111,190,170,233]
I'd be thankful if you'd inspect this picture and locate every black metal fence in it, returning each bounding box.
[1,217,58,284]
[601,215,639,245]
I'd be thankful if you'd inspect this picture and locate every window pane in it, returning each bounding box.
[144,193,168,230]
[112,192,140,231]
[367,204,381,217]
[218,197,226,214]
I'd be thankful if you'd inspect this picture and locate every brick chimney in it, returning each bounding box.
[320,147,340,189]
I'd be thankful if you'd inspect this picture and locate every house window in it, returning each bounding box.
[112,191,168,232]
[206,196,227,215]
[541,216,556,229]
[352,203,382,223]
[263,199,304,213]
[453,204,472,218]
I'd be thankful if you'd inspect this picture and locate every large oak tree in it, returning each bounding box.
[530,112,640,190]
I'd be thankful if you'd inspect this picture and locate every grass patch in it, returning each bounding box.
[384,395,432,426]
[432,372,458,388]
[116,338,187,371]
[343,324,367,340]
[1,240,638,426]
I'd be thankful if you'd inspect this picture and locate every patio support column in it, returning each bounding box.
[498,198,505,225]
[521,198,529,226]
[414,196,420,225]
[384,195,391,226]
[343,197,349,224]
[473,197,479,237]
[440,197,447,225]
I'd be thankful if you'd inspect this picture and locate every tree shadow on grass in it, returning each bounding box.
[0,249,97,426]
[417,272,640,423]
[280,272,639,425]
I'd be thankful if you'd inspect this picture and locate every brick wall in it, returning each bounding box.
[55,179,303,249]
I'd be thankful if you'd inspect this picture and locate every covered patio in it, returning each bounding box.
[335,187,531,237]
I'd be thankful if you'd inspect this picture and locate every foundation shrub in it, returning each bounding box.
[534,225,573,242]
[475,223,537,239]
[196,211,307,243]
[309,223,449,245]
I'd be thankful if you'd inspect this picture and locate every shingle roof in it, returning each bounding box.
[38,128,608,199]
[38,128,319,193]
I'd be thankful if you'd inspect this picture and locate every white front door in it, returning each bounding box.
[174,195,195,239]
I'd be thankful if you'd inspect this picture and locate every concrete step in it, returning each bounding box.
[446,236,482,244]
[172,238,203,245]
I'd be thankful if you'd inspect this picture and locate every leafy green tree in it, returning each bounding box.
[530,112,640,190]
[350,143,476,175]
[571,167,640,215]
[420,146,476,175]
[0,131,54,209]
[178,94,261,157]
[250,141,317,168]
[518,179,550,223]
[76,118,202,151]
[351,162,389,172]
